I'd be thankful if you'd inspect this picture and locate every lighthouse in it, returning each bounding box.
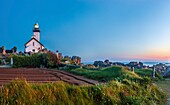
[24,22,44,53]
[32,23,40,41]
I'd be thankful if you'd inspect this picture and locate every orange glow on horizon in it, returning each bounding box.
[131,53,170,61]
[132,48,170,61]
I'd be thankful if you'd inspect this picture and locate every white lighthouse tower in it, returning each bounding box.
[32,23,40,41]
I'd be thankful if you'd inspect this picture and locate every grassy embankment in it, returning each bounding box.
[0,66,167,105]
[0,78,167,105]
[61,66,163,82]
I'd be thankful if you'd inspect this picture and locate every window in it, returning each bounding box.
[32,49,35,52]
[33,42,34,46]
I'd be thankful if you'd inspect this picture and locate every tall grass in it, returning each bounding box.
[0,79,167,105]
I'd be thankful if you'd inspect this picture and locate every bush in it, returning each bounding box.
[12,54,41,68]
[12,52,59,68]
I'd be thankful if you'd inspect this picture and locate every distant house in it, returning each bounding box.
[0,46,17,55]
[71,56,81,64]
[24,23,44,53]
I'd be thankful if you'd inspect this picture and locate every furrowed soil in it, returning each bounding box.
[0,68,99,86]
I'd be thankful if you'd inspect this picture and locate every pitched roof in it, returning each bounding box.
[24,38,44,47]
[0,47,14,54]
[6,50,12,53]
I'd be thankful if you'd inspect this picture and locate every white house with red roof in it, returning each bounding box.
[24,23,44,53]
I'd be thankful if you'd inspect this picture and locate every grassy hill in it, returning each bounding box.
[62,66,164,82]
[62,66,145,82]
[0,66,167,105]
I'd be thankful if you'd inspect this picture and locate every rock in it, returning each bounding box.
[94,61,105,67]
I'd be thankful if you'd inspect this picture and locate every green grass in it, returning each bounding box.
[0,79,167,105]
[62,66,164,82]
[155,80,170,97]
[62,66,142,82]
[61,66,164,82]
[134,69,153,77]
[135,68,164,80]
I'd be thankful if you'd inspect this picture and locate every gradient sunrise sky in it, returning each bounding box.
[0,0,170,62]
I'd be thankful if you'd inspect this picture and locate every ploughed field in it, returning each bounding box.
[0,68,99,86]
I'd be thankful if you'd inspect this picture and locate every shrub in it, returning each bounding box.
[12,52,59,68]
[12,54,41,68]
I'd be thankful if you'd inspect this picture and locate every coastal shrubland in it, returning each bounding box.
[0,79,167,105]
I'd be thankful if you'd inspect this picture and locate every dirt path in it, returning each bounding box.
[0,68,99,86]
[155,80,170,105]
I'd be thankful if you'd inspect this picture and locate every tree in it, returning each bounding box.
[46,51,60,68]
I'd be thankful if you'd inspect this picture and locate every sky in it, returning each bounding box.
[0,0,170,62]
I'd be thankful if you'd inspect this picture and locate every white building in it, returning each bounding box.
[24,23,44,53]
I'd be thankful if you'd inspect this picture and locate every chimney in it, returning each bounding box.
[2,46,6,55]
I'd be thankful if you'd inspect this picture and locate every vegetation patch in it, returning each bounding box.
[0,79,167,105]
[62,66,142,82]
[61,66,164,82]
[135,69,164,80]
[12,52,59,68]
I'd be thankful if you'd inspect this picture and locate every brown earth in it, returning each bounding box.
[0,68,99,86]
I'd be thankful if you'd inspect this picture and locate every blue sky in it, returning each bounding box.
[1,0,170,62]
